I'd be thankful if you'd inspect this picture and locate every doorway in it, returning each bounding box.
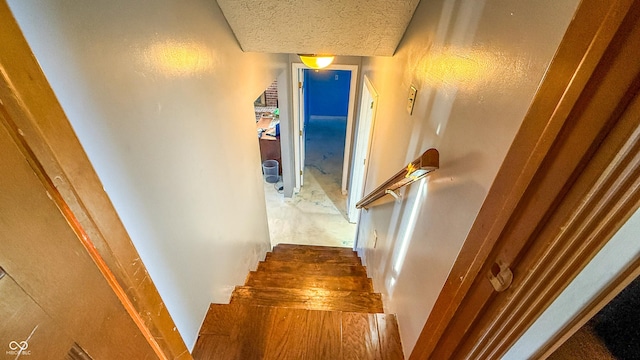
[304,68,352,217]
[260,63,359,248]
[292,63,359,194]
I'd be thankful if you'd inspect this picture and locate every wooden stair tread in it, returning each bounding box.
[257,260,368,276]
[265,251,362,264]
[342,312,404,360]
[193,244,404,358]
[230,286,384,313]
[273,243,357,256]
[193,303,403,360]
[246,271,373,292]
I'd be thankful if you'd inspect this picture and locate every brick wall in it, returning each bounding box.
[265,80,278,107]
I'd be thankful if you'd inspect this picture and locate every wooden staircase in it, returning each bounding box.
[192,244,404,359]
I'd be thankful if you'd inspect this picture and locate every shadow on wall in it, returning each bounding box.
[375,164,486,302]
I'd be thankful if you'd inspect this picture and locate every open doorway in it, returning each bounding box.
[292,63,359,194]
[257,63,359,248]
[254,79,282,191]
[303,68,352,219]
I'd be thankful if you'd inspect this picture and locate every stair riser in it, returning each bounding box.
[271,247,357,257]
[257,261,368,277]
[246,272,373,292]
[265,253,362,264]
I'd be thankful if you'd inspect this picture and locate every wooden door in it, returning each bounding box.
[0,268,74,358]
[0,112,157,358]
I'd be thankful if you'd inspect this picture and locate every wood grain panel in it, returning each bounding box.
[377,314,404,360]
[0,273,73,358]
[191,335,235,360]
[0,104,155,358]
[263,308,310,359]
[304,309,343,360]
[264,308,342,360]
[343,312,382,360]
[199,304,240,336]
[232,304,272,359]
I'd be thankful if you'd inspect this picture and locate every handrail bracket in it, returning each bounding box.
[355,148,439,209]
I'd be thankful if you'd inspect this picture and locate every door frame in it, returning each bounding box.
[0,3,182,358]
[347,75,378,223]
[291,63,359,193]
[410,0,640,358]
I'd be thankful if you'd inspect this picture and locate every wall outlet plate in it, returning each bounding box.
[407,85,417,114]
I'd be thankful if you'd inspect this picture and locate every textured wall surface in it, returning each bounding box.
[356,0,581,355]
[216,0,419,56]
[8,0,287,350]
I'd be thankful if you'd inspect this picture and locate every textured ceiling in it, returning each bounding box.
[216,0,420,56]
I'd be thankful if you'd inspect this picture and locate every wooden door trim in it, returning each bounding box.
[462,78,640,359]
[410,0,639,358]
[0,108,167,359]
[0,3,189,359]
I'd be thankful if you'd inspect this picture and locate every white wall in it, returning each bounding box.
[356,0,580,355]
[8,0,287,349]
[503,208,640,359]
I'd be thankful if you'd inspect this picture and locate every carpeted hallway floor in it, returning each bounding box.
[550,275,640,359]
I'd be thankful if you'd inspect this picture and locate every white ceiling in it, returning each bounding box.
[216,0,420,56]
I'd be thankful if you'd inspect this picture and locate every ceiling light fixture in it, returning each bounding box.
[298,54,335,69]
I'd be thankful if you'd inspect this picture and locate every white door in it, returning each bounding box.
[347,76,378,223]
[292,65,306,189]
[298,68,306,187]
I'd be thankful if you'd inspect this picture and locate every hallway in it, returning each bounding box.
[264,116,356,248]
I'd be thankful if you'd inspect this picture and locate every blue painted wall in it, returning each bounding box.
[303,69,351,121]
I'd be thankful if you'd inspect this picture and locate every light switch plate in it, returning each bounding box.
[407,85,417,114]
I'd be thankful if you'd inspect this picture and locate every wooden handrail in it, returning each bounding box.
[356,148,439,209]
